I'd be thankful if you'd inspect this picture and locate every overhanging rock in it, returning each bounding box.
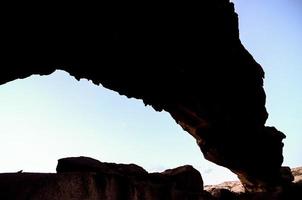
[1,0,290,191]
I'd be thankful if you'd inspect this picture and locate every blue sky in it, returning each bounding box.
[233,0,302,168]
[0,0,301,185]
[0,71,233,184]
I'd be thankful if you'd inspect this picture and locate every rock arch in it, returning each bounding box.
[1,0,288,191]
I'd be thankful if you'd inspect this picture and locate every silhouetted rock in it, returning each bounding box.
[56,156,147,177]
[0,0,291,191]
[280,166,294,184]
[209,188,238,200]
[162,165,204,192]
[1,158,302,199]
[0,157,206,200]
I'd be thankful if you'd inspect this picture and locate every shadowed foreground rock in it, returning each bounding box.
[0,157,301,200]
[0,157,208,200]
[0,0,292,191]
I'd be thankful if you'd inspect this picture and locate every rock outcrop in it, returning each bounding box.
[0,157,207,200]
[1,157,301,200]
[0,0,290,190]
[205,167,302,200]
[205,181,245,194]
[292,167,302,183]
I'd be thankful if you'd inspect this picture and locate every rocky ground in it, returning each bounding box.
[292,167,302,183]
[0,157,301,200]
[205,167,302,200]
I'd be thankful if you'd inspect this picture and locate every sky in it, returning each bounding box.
[233,0,302,168]
[0,0,301,185]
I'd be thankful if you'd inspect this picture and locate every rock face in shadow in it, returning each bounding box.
[0,157,301,200]
[0,0,290,190]
[56,157,147,177]
[0,157,206,200]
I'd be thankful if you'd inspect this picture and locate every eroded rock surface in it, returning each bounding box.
[205,181,245,194]
[205,167,302,200]
[292,167,302,183]
[1,0,290,190]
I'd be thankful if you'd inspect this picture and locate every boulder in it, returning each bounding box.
[56,156,147,177]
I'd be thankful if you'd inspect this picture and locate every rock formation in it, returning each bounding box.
[0,157,301,200]
[292,167,302,183]
[205,167,302,200]
[0,157,207,200]
[0,0,291,191]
